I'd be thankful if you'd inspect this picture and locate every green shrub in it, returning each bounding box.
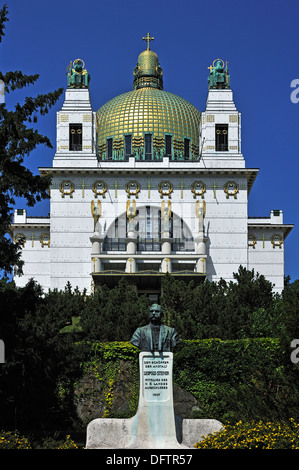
[0,430,32,449]
[0,431,81,449]
[35,434,79,449]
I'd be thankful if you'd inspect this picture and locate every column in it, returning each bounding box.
[126,221,137,273]
[90,233,103,273]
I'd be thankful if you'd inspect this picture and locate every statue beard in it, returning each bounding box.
[150,316,161,326]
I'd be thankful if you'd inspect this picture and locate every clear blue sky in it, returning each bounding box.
[2,0,298,282]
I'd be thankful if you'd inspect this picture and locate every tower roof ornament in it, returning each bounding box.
[67,59,90,89]
[142,32,154,50]
[207,58,230,89]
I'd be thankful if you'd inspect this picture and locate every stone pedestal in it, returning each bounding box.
[126,352,184,449]
[85,351,223,449]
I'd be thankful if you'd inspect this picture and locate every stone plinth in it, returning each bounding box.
[85,351,223,449]
[126,352,183,449]
[85,415,223,449]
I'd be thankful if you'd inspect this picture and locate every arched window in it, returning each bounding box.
[102,206,194,252]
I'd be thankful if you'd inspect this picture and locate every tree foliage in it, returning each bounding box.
[160,266,277,340]
[0,279,84,432]
[80,278,150,342]
[0,4,63,276]
[0,277,149,432]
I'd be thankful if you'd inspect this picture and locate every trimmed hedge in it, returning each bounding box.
[80,338,298,423]
[173,338,296,422]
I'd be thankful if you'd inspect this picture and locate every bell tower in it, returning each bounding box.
[54,59,97,168]
[200,59,244,168]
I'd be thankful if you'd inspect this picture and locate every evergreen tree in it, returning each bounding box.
[216,267,274,339]
[80,278,150,342]
[191,278,227,339]
[279,279,299,342]
[0,278,84,432]
[160,274,196,339]
[0,4,63,276]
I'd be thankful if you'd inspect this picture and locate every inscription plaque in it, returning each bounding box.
[143,354,171,402]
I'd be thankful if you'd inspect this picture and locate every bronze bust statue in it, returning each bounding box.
[130,303,180,352]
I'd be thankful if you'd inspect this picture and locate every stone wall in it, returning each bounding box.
[75,359,202,424]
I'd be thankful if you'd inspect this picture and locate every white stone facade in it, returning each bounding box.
[12,78,293,294]
[12,210,51,290]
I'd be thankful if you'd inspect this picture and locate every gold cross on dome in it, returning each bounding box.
[142,33,154,50]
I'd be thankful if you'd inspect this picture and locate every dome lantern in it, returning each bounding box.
[133,33,163,90]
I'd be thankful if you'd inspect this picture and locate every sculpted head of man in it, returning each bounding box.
[149,303,163,325]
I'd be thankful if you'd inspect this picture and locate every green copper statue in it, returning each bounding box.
[208,59,230,89]
[67,59,90,88]
[130,304,180,352]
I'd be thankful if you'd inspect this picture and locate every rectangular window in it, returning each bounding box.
[107,138,113,160]
[215,124,228,151]
[125,135,132,157]
[184,138,190,160]
[144,133,152,160]
[69,124,82,151]
[165,135,172,157]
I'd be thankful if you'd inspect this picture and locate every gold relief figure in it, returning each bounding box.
[126,199,137,219]
[91,200,102,232]
[161,200,172,233]
[126,199,137,232]
[195,200,206,232]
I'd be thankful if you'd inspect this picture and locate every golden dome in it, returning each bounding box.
[96,35,200,161]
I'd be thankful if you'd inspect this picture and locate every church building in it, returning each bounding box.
[12,34,293,296]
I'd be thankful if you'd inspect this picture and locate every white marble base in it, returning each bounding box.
[86,352,222,449]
